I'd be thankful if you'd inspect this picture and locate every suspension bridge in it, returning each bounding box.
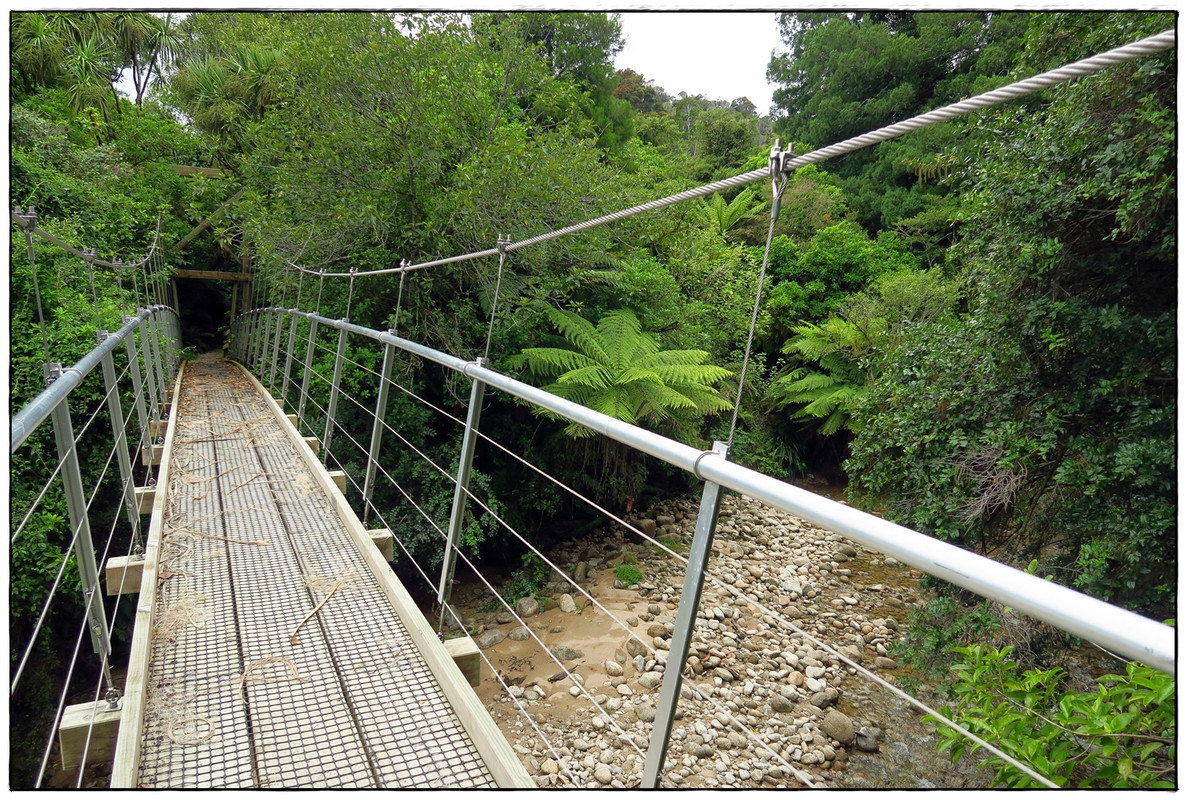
[10,30,1175,789]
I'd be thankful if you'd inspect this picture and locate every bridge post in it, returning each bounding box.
[281,312,300,407]
[139,310,164,443]
[147,308,169,412]
[122,316,154,466]
[322,325,350,465]
[362,340,397,524]
[99,335,143,553]
[255,310,272,374]
[642,440,730,787]
[269,310,284,390]
[46,364,120,707]
[436,359,487,630]
[297,317,319,426]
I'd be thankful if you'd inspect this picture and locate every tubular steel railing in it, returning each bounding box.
[10,304,181,786]
[231,307,1175,788]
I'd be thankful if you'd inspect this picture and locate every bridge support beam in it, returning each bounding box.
[122,316,154,467]
[322,325,349,465]
[436,359,486,631]
[99,335,142,554]
[105,555,144,595]
[59,700,122,770]
[362,341,396,524]
[47,365,119,704]
[642,440,730,787]
[281,312,300,408]
[297,318,319,426]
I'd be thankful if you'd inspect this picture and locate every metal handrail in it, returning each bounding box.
[10,305,170,453]
[238,307,1175,674]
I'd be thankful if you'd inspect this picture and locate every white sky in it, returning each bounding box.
[615,12,785,115]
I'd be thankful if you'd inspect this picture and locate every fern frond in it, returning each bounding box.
[555,364,614,389]
[544,306,610,365]
[638,349,713,368]
[615,366,663,386]
[652,363,733,386]
[520,347,599,378]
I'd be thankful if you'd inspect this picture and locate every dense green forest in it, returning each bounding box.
[10,11,1175,788]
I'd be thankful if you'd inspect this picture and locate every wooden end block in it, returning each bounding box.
[444,637,481,688]
[367,528,394,561]
[286,413,298,427]
[140,444,163,466]
[149,419,168,437]
[303,436,319,455]
[59,700,121,770]
[327,470,347,494]
[105,556,144,595]
[134,486,155,515]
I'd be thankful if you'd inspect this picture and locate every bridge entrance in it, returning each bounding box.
[174,277,231,353]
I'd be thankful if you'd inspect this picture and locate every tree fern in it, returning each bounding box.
[520,307,734,438]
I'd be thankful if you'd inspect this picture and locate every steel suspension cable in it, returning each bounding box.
[727,169,787,449]
[21,224,52,365]
[483,237,509,361]
[283,28,1173,283]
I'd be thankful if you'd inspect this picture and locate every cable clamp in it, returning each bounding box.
[43,362,63,386]
[496,234,510,255]
[692,449,720,482]
[97,330,110,344]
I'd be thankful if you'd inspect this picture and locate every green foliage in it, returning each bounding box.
[768,11,1030,230]
[771,319,868,435]
[500,553,550,605]
[615,562,643,586]
[846,13,1175,608]
[889,595,1000,695]
[770,268,957,436]
[933,643,1175,788]
[700,187,765,239]
[518,306,733,437]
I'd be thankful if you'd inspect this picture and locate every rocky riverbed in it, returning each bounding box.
[449,492,997,789]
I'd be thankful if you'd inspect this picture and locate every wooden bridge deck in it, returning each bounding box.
[112,355,526,788]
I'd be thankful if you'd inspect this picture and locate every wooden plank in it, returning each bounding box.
[172,165,226,178]
[303,436,319,455]
[112,363,187,787]
[367,529,394,562]
[327,470,347,494]
[140,444,163,467]
[235,365,534,788]
[443,637,482,688]
[173,188,245,251]
[135,486,155,515]
[105,555,144,595]
[285,413,298,427]
[174,269,253,282]
[59,701,122,770]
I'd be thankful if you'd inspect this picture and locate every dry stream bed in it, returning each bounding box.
[449,492,1001,789]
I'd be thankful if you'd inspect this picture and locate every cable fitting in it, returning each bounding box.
[496,234,510,255]
[97,330,110,344]
[43,362,62,386]
[692,448,720,482]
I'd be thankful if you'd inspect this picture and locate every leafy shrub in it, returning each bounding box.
[932,643,1175,788]
[500,553,549,605]
[889,594,1000,695]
